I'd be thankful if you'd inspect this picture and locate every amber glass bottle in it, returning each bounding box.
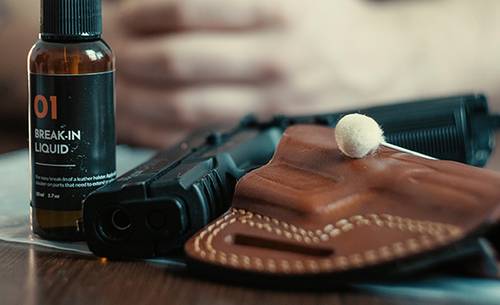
[28,0,115,240]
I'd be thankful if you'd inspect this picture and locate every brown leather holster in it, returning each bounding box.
[185,125,500,281]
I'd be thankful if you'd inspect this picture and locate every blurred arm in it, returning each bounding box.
[0,0,38,123]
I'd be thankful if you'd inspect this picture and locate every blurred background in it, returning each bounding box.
[1,0,500,155]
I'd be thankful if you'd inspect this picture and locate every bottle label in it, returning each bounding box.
[29,72,116,211]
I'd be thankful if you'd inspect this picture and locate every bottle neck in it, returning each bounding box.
[40,34,102,43]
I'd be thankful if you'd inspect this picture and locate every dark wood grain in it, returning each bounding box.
[0,242,450,305]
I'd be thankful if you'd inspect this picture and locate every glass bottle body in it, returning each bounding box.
[28,39,115,240]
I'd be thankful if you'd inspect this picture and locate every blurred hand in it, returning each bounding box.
[104,0,500,148]
[106,0,341,148]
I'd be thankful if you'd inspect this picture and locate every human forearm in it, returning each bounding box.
[300,0,500,112]
[0,0,38,122]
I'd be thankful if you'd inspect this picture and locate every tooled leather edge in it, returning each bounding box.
[186,208,464,274]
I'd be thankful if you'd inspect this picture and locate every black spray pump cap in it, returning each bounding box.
[41,0,102,41]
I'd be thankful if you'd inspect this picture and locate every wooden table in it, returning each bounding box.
[0,242,452,305]
[0,134,499,305]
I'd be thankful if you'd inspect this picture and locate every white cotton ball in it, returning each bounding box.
[334,113,384,158]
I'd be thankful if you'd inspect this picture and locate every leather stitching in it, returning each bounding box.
[192,208,463,274]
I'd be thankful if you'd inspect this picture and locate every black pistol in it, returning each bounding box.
[83,94,500,258]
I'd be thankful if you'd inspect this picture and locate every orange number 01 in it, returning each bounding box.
[33,95,57,120]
